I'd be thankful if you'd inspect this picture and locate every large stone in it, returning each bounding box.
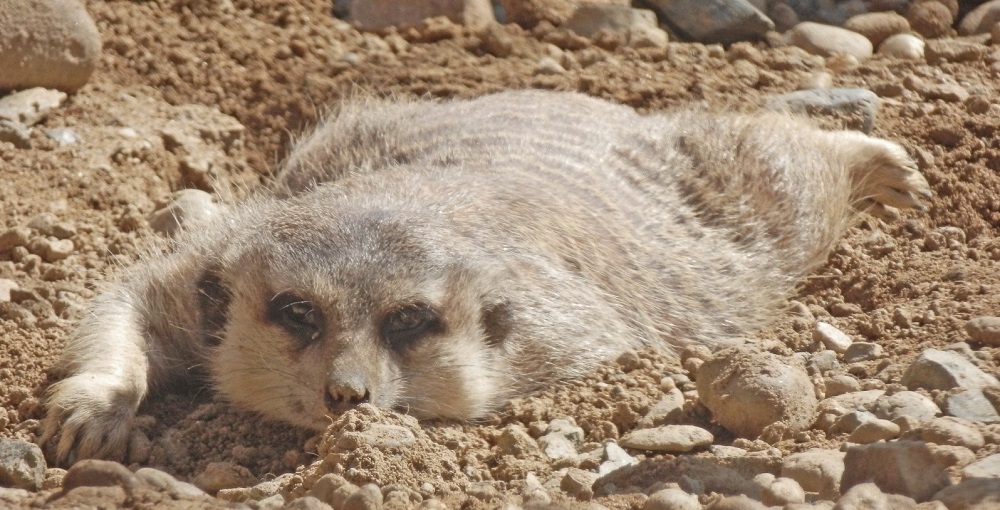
[841,441,951,501]
[781,449,845,499]
[0,438,45,491]
[0,0,102,92]
[933,478,1000,510]
[786,22,874,60]
[946,389,1000,423]
[643,0,774,44]
[697,346,817,438]
[920,417,985,451]
[958,0,1000,35]
[901,349,1000,391]
[871,391,940,422]
[350,0,495,30]
[965,316,1000,346]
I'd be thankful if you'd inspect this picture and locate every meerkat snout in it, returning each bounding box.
[325,372,372,413]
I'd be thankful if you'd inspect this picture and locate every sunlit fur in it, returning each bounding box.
[42,90,931,465]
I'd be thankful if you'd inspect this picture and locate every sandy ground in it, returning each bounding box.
[2,0,1000,508]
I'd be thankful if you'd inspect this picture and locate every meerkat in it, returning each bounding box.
[42,90,931,465]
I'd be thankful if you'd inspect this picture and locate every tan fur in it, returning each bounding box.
[42,90,930,465]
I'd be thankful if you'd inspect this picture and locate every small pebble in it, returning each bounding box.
[765,88,879,134]
[847,418,900,444]
[618,425,713,453]
[842,342,883,363]
[0,120,31,149]
[643,487,699,510]
[761,477,805,506]
[946,389,1000,423]
[343,483,383,510]
[878,33,924,60]
[965,316,1000,346]
[871,391,940,422]
[650,0,774,44]
[787,22,873,60]
[191,461,256,493]
[813,322,852,353]
[781,449,845,500]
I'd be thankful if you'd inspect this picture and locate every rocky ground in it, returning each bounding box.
[3,0,1000,509]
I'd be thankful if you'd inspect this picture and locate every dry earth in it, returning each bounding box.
[2,0,1000,508]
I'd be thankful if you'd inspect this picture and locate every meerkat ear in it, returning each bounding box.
[480,297,512,348]
[195,265,231,346]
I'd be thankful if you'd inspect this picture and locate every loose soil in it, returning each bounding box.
[2,0,1000,508]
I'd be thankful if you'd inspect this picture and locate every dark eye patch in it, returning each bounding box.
[268,291,323,346]
[381,304,442,351]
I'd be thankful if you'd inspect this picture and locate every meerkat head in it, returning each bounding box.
[195,203,520,430]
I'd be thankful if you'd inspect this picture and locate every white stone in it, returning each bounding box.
[643,487,700,510]
[814,321,852,353]
[618,425,713,453]
[961,453,1000,479]
[0,88,67,127]
[787,22,874,60]
[878,33,924,60]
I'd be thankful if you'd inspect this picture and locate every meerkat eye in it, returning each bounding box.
[381,304,442,350]
[268,292,322,344]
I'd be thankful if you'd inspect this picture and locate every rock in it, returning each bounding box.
[0,0,102,92]
[643,487,700,510]
[835,482,918,510]
[961,454,1000,479]
[841,441,951,501]
[343,483,383,510]
[286,496,334,510]
[847,418,900,444]
[0,438,45,491]
[500,0,630,28]
[761,477,806,506]
[337,424,416,450]
[920,417,985,450]
[765,88,879,134]
[191,462,256,493]
[843,12,909,46]
[627,25,669,49]
[148,189,220,237]
[0,120,30,149]
[925,39,988,64]
[618,425,713,453]
[901,349,1000,392]
[538,433,577,460]
[933,478,1000,509]
[877,33,924,60]
[350,0,495,30]
[643,0,774,44]
[598,442,638,475]
[810,350,840,374]
[697,346,818,438]
[0,279,18,302]
[871,391,940,422]
[562,4,656,38]
[560,468,599,499]
[769,3,799,32]
[637,388,685,427]
[958,0,1000,35]
[813,322,852,353]
[710,494,769,509]
[781,449,845,499]
[929,444,975,470]
[905,0,953,38]
[135,467,206,498]
[30,238,74,262]
[918,82,969,103]
[787,22,873,60]
[946,389,1000,423]
[842,342,883,363]
[824,374,860,397]
[497,425,540,457]
[0,88,67,126]
[61,459,144,496]
[307,474,357,508]
[966,317,1000,346]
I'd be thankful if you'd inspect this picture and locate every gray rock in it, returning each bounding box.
[598,442,638,475]
[766,88,880,134]
[966,316,1000,346]
[871,391,940,422]
[637,388,685,428]
[0,120,31,149]
[835,482,918,510]
[843,342,884,363]
[697,346,817,438]
[814,322,852,353]
[901,349,1000,391]
[350,0,495,30]
[0,438,45,491]
[842,441,951,501]
[0,0,102,92]
[643,0,774,44]
[934,478,1000,509]
[961,453,1000,479]
[0,279,18,302]
[191,461,256,492]
[786,22,874,60]
[563,4,657,38]
[619,425,713,453]
[135,467,206,498]
[920,417,985,451]
[781,449,845,499]
[343,483,382,510]
[946,389,1000,423]
[538,433,577,460]
[0,88,67,126]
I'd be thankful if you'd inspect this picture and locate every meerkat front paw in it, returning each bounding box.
[41,374,143,466]
[845,135,933,220]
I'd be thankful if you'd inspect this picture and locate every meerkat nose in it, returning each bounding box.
[324,375,371,412]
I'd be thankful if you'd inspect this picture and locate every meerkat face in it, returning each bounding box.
[199,208,519,430]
